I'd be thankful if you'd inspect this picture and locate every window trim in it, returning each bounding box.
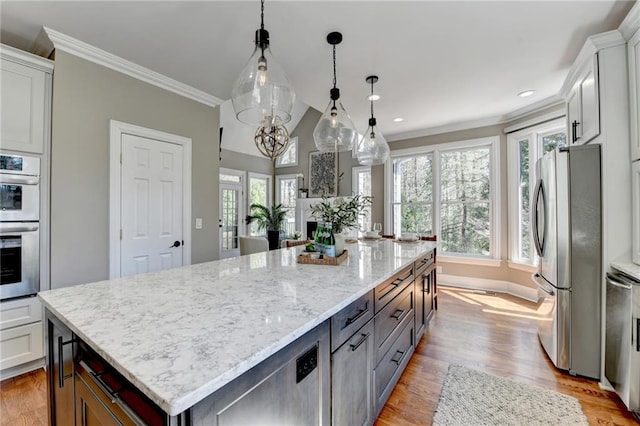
[275,136,298,168]
[385,136,500,261]
[507,117,565,266]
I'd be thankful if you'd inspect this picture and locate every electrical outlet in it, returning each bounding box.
[296,345,318,383]
[436,265,443,274]
[195,218,203,229]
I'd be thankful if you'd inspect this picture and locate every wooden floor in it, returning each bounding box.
[376,287,639,426]
[0,287,637,425]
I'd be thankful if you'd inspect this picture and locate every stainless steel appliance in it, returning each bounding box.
[605,272,640,414]
[0,222,39,300]
[0,153,40,301]
[0,154,40,222]
[531,144,602,379]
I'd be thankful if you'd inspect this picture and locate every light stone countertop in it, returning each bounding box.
[38,239,437,416]
[611,261,640,282]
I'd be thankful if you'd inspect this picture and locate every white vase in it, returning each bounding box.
[335,232,345,256]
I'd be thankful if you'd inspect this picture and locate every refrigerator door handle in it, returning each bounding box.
[532,179,545,257]
[606,273,634,290]
[532,273,555,296]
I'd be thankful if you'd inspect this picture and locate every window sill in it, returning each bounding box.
[438,255,502,267]
[507,261,538,273]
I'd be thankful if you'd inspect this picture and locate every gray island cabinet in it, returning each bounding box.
[40,240,437,425]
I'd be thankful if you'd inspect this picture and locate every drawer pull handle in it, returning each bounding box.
[346,307,369,326]
[390,309,405,320]
[391,350,405,365]
[350,333,370,352]
[57,336,75,389]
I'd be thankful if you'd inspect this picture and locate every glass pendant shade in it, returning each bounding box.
[313,100,359,152]
[232,44,295,126]
[357,121,390,166]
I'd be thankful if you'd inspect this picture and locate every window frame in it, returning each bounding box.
[385,136,501,264]
[352,165,372,232]
[247,171,272,236]
[507,117,566,269]
[275,136,298,168]
[276,173,298,235]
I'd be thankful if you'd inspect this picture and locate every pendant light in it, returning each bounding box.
[356,75,390,165]
[231,0,295,126]
[254,120,290,160]
[313,32,358,152]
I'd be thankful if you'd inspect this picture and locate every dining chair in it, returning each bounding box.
[239,236,268,255]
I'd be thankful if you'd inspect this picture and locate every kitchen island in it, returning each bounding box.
[39,239,437,425]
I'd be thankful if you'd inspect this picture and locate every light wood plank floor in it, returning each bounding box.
[1,287,637,425]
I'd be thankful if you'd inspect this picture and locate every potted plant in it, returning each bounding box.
[245,203,287,250]
[310,195,372,254]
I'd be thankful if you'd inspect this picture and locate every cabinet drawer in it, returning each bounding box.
[0,296,42,330]
[0,321,43,370]
[374,283,413,364]
[331,291,373,352]
[415,250,435,276]
[374,316,414,410]
[374,265,413,313]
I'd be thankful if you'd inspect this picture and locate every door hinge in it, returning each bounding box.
[120,153,123,164]
[120,229,123,240]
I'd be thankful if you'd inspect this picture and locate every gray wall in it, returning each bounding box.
[220,149,273,175]
[50,51,219,288]
[276,107,361,196]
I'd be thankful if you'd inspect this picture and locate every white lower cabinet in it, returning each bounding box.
[0,297,44,378]
[633,161,640,265]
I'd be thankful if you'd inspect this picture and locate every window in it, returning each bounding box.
[507,118,566,266]
[275,137,298,168]
[276,174,298,236]
[248,172,271,236]
[352,166,372,232]
[388,136,499,260]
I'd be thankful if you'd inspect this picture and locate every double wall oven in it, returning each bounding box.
[1,153,40,301]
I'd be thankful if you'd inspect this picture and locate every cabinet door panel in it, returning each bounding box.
[632,161,640,265]
[331,321,374,426]
[0,60,46,153]
[579,58,600,144]
[75,375,121,426]
[46,311,75,426]
[629,29,640,161]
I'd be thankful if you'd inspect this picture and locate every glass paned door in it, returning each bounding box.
[220,182,243,258]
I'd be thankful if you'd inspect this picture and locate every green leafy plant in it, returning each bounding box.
[310,195,372,234]
[245,203,287,232]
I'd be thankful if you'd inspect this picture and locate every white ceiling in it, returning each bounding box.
[0,1,634,140]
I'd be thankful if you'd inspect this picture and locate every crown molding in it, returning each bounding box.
[42,27,223,108]
[560,30,626,97]
[0,43,53,73]
[619,1,640,41]
[386,95,563,143]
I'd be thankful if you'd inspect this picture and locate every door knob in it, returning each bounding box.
[170,240,181,248]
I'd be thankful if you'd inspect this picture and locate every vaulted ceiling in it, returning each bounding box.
[1,1,634,140]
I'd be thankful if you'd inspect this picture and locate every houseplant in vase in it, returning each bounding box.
[310,194,372,255]
[245,203,287,250]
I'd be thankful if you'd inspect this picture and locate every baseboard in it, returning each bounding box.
[0,358,45,381]
[439,274,538,302]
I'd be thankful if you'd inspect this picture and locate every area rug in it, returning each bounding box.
[432,365,589,426]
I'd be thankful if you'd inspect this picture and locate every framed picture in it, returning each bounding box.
[309,151,337,197]
[275,137,298,168]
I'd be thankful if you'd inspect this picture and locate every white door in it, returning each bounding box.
[120,133,184,276]
[219,182,242,259]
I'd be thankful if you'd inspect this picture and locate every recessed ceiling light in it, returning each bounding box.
[368,94,380,101]
[518,90,535,98]
[393,117,404,122]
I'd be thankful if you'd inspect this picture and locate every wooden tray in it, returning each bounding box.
[297,249,348,266]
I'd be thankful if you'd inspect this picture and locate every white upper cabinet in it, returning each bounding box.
[0,45,52,154]
[629,28,640,161]
[566,55,600,145]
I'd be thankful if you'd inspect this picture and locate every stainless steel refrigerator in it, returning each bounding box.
[531,144,601,379]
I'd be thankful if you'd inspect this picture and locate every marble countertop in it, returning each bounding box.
[611,261,640,282]
[38,240,436,415]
